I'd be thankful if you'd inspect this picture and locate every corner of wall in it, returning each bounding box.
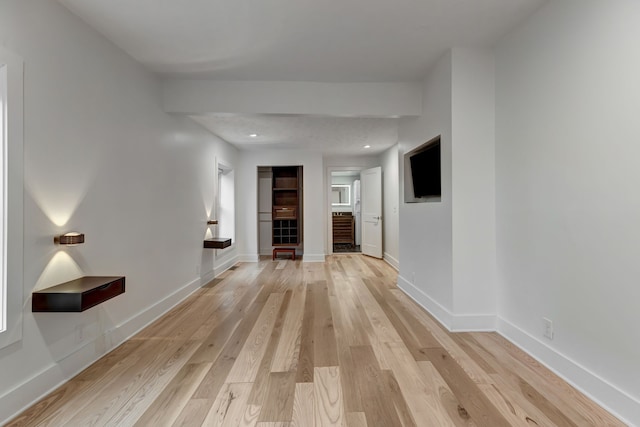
[397,274,453,330]
[239,254,260,262]
[383,252,399,271]
[497,317,639,426]
[302,253,326,263]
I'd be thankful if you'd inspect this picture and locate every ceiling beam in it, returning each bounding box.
[162,80,422,117]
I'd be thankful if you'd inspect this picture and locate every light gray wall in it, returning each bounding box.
[451,49,497,318]
[398,51,454,315]
[398,48,497,329]
[495,1,640,422]
[0,0,238,422]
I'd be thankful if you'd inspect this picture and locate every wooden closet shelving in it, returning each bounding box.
[272,166,302,246]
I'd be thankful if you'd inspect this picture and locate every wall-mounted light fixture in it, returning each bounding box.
[207,220,218,225]
[54,232,85,245]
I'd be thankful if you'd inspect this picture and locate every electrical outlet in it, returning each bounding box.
[543,318,554,340]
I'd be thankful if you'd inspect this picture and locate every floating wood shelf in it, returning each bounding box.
[32,276,125,312]
[203,237,232,249]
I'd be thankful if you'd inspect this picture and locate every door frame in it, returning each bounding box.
[360,166,383,259]
[326,166,367,255]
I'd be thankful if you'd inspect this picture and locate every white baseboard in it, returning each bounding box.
[0,273,212,425]
[239,253,259,262]
[212,255,239,279]
[397,279,637,424]
[397,275,496,332]
[397,274,454,329]
[450,314,497,332]
[497,318,639,426]
[383,252,399,271]
[302,253,325,262]
[243,252,324,263]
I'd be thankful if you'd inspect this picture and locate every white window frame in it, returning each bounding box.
[215,160,235,260]
[0,46,24,349]
[0,63,6,333]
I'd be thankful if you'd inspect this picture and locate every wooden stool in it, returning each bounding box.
[273,248,296,260]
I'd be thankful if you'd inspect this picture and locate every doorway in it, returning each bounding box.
[331,171,361,253]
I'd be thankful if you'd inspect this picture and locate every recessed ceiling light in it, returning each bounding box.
[363,145,371,149]
[249,133,258,138]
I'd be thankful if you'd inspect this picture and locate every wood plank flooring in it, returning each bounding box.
[8,256,624,426]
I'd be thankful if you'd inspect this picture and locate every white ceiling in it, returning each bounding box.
[59,0,547,154]
[191,114,398,155]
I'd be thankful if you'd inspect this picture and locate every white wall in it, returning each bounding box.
[398,48,497,330]
[237,149,325,261]
[398,51,454,317]
[451,49,497,320]
[0,0,238,422]
[495,1,640,422]
[379,145,400,270]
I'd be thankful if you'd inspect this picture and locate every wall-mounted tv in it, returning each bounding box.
[404,136,441,203]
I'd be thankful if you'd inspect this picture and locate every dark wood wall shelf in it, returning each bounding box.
[204,237,232,249]
[32,276,125,312]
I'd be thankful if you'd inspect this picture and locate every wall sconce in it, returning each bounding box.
[54,232,85,245]
[207,220,218,225]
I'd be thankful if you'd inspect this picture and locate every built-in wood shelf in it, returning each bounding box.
[203,237,232,249]
[272,166,302,247]
[32,276,125,312]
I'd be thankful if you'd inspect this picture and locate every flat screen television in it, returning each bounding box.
[409,138,441,198]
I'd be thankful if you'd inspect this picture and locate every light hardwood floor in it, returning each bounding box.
[8,255,623,426]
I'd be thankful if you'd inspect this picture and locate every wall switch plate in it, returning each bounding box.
[543,318,554,340]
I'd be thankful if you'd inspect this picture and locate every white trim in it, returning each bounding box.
[0,46,23,350]
[302,253,326,262]
[396,277,637,425]
[0,63,6,334]
[397,274,453,329]
[450,314,496,332]
[239,254,260,262]
[214,158,235,265]
[383,252,399,271]
[211,255,239,280]
[497,317,638,426]
[398,275,497,332]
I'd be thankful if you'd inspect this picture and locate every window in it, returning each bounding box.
[216,163,235,257]
[0,47,24,349]
[0,63,6,333]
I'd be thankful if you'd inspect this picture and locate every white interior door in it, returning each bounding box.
[361,166,383,258]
